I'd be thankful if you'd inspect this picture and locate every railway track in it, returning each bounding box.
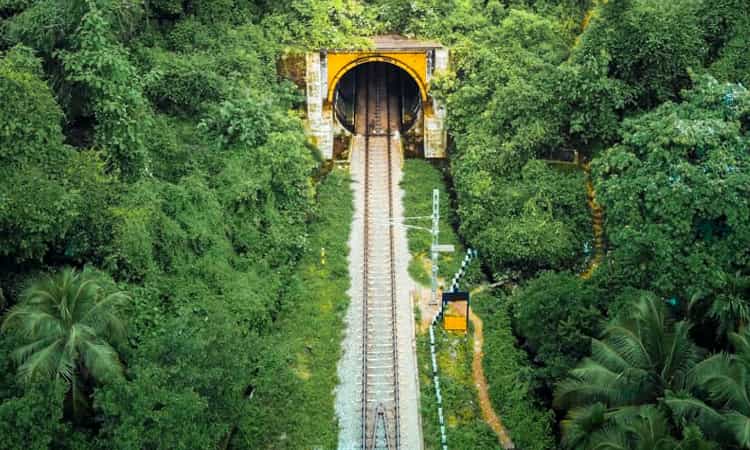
[360,63,401,450]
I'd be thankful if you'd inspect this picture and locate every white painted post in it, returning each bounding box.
[430,319,449,448]
[430,189,440,305]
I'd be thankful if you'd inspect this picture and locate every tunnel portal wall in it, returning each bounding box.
[306,46,448,160]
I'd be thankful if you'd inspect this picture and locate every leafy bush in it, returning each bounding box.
[62,150,120,263]
[148,0,183,18]
[457,160,589,276]
[95,309,259,449]
[573,0,706,107]
[143,49,226,114]
[165,17,215,52]
[1,0,68,54]
[0,384,70,450]
[216,126,316,267]
[0,45,67,168]
[105,181,161,281]
[442,9,609,278]
[0,46,78,261]
[200,95,272,148]
[59,5,153,180]
[592,76,750,299]
[709,15,750,86]
[512,271,603,393]
[475,292,557,450]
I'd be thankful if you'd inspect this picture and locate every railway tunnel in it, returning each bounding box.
[293,35,449,450]
[333,62,422,136]
[303,35,448,160]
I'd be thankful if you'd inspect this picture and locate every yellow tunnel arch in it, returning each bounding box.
[325,53,430,105]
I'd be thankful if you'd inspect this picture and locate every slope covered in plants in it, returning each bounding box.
[1,1,749,449]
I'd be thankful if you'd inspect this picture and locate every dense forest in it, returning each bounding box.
[1,0,749,449]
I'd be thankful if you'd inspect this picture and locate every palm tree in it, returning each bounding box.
[1,267,129,418]
[559,403,719,450]
[688,273,750,339]
[669,328,750,448]
[554,293,705,449]
[707,273,750,337]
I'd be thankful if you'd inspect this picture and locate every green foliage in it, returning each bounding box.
[442,8,612,278]
[95,308,256,449]
[216,130,316,267]
[513,272,603,393]
[0,45,66,168]
[142,49,226,114]
[593,77,750,300]
[554,293,716,449]
[456,159,590,276]
[235,171,352,448]
[94,171,352,449]
[63,150,122,263]
[446,9,570,170]
[0,46,76,261]
[259,0,376,48]
[1,268,128,425]
[557,55,631,149]
[148,0,183,17]
[59,4,152,180]
[200,95,273,148]
[0,166,77,262]
[698,0,749,62]
[709,14,750,87]
[4,0,750,448]
[104,180,161,281]
[573,0,706,107]
[372,0,491,42]
[0,0,33,15]
[0,0,345,447]
[1,268,128,386]
[418,326,501,450]
[474,293,557,450]
[0,384,71,450]
[1,0,70,54]
[676,329,750,448]
[400,160,466,285]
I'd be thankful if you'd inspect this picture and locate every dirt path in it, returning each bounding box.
[580,162,605,280]
[540,158,605,279]
[416,280,515,448]
[469,307,515,449]
[465,161,603,448]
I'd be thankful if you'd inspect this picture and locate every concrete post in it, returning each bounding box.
[425,48,449,158]
[306,52,333,159]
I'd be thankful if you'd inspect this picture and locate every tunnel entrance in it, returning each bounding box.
[303,37,448,159]
[333,62,422,135]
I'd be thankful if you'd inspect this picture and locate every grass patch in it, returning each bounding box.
[400,160,465,287]
[472,292,557,450]
[242,170,352,448]
[417,326,499,449]
[402,159,497,448]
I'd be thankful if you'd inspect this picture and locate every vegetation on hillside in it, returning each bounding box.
[1,0,749,449]
[387,0,750,448]
[0,1,358,448]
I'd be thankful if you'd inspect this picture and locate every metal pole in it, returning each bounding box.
[430,189,440,305]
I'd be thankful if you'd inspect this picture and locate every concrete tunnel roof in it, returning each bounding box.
[322,34,444,52]
[369,34,444,50]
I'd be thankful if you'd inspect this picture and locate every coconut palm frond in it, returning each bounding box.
[2,267,128,390]
[725,411,750,448]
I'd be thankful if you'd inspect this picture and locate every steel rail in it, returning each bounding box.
[361,65,371,449]
[386,66,401,450]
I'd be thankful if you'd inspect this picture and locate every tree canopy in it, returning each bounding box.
[1,0,749,448]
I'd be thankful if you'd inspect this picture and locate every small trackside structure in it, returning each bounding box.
[305,35,449,160]
[441,291,470,333]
